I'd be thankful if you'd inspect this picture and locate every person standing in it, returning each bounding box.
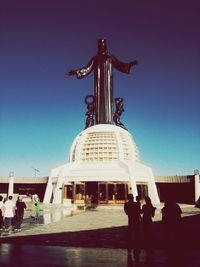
[124,194,141,262]
[141,196,156,258]
[4,196,15,232]
[14,196,27,231]
[35,198,41,221]
[0,195,5,230]
[161,198,182,249]
[136,196,142,212]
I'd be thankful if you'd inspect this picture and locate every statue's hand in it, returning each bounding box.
[130,60,138,66]
[67,70,76,76]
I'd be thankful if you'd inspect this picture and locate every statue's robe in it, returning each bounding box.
[74,53,133,124]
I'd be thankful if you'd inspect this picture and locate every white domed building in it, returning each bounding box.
[44,124,160,205]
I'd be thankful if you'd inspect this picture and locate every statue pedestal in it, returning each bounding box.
[44,125,160,205]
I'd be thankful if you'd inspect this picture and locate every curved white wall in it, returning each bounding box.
[69,124,140,164]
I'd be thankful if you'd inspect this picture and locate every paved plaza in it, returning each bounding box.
[0,203,200,266]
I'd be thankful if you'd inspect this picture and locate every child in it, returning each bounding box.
[35,198,41,221]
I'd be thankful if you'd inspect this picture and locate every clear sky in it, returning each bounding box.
[0,0,200,178]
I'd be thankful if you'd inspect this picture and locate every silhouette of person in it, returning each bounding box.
[124,194,141,262]
[141,196,156,258]
[135,195,142,222]
[161,198,182,257]
[67,38,138,124]
[136,196,142,210]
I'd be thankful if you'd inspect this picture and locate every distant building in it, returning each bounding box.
[155,175,196,204]
[0,176,48,201]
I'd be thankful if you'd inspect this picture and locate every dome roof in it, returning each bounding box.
[68,124,140,164]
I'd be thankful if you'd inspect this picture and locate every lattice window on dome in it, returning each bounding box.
[124,152,129,159]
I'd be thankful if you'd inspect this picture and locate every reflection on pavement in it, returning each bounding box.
[42,205,84,225]
[0,244,128,267]
[0,244,198,267]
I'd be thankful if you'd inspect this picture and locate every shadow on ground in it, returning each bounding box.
[0,214,200,249]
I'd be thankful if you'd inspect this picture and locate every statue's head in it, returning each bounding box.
[97,38,107,55]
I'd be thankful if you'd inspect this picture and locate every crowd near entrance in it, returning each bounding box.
[63,181,149,206]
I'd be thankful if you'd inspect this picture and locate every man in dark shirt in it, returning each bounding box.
[124,194,141,261]
[14,197,27,231]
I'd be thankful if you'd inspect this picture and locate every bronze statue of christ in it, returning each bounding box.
[67,38,138,125]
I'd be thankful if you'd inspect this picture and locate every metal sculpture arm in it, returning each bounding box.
[67,58,95,79]
[112,56,138,74]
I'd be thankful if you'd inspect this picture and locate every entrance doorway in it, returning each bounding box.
[116,183,128,203]
[85,182,98,204]
[98,182,128,204]
[99,183,107,203]
[108,183,115,203]
[63,184,73,199]
[74,182,85,205]
[70,181,129,205]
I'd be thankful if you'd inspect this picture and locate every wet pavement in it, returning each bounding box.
[0,203,200,266]
[1,202,198,238]
[1,244,200,267]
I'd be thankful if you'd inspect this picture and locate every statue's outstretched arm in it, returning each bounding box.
[112,55,138,74]
[67,70,76,76]
[130,60,138,67]
[66,58,94,79]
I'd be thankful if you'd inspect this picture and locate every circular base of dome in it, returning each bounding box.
[69,124,140,164]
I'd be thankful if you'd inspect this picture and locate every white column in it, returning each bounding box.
[126,163,138,197]
[53,175,64,204]
[194,172,200,202]
[43,175,53,203]
[147,167,160,205]
[129,179,138,197]
[8,171,14,196]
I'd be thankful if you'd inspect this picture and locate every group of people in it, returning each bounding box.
[0,195,27,232]
[124,194,182,262]
[0,194,41,233]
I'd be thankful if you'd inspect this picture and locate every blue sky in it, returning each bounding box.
[0,0,200,177]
